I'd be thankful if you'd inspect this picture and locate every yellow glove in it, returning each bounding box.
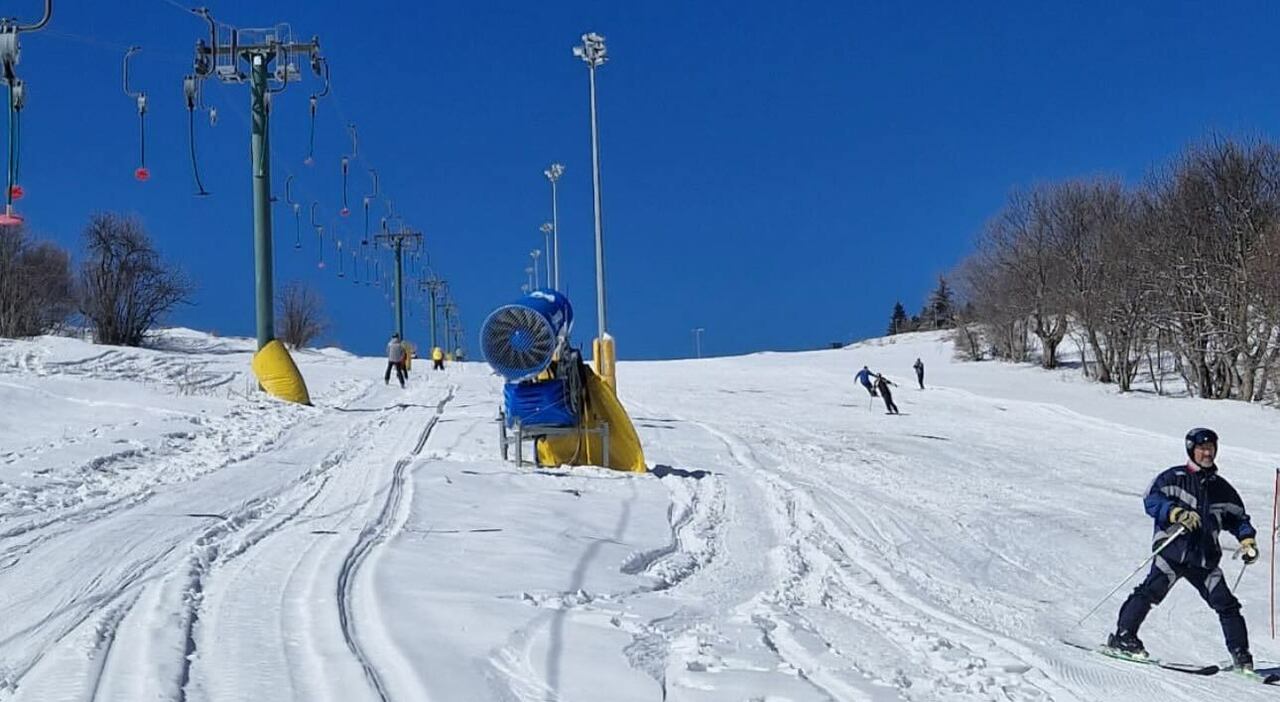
[1240,538,1259,565]
[1169,507,1200,531]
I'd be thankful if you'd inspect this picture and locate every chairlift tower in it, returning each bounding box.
[443,300,457,353]
[0,0,52,226]
[183,9,324,350]
[374,224,423,340]
[419,276,446,351]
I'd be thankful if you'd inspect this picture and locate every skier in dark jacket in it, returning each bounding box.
[874,373,899,414]
[855,366,877,397]
[913,358,925,389]
[1108,427,1258,670]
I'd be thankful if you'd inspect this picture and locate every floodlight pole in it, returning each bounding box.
[543,162,564,288]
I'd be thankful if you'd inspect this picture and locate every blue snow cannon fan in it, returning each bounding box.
[481,289,574,383]
[481,290,585,432]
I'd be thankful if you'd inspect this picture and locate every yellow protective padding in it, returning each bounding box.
[536,366,646,473]
[403,341,415,371]
[251,339,312,405]
[592,335,617,390]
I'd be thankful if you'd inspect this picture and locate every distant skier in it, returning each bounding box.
[432,346,445,371]
[913,358,925,389]
[1107,427,1258,670]
[855,366,877,397]
[874,373,899,414]
[385,333,406,388]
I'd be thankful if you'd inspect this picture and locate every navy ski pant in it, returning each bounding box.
[1116,557,1247,653]
[385,361,405,386]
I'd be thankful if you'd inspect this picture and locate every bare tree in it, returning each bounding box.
[78,213,192,347]
[948,134,1280,406]
[276,281,327,349]
[956,240,1031,362]
[0,227,74,337]
[1140,138,1280,400]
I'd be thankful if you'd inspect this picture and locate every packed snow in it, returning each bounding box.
[1,327,1279,700]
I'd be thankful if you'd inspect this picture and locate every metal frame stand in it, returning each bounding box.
[498,411,609,468]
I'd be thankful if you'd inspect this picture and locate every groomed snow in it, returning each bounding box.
[1,328,1278,700]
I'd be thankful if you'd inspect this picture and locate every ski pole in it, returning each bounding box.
[1231,541,1256,592]
[1077,525,1187,627]
[1233,561,1249,592]
[1271,467,1278,639]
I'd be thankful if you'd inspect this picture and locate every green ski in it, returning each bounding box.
[1061,639,1219,676]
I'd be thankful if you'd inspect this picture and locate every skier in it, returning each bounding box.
[874,373,899,414]
[913,358,925,389]
[432,346,445,371]
[1107,427,1258,670]
[855,366,877,397]
[384,333,406,388]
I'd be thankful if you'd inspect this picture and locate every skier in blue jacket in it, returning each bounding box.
[855,366,877,397]
[1108,427,1259,670]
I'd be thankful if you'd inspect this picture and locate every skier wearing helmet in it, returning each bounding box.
[1107,428,1259,670]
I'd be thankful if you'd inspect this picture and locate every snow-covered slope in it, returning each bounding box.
[1,328,1278,701]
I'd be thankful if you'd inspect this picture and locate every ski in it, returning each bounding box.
[1220,666,1280,685]
[1060,639,1219,676]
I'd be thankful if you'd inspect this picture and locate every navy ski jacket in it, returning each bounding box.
[1143,463,1256,568]
[855,369,873,386]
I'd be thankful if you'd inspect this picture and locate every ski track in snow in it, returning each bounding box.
[615,391,1252,700]
[660,414,1082,701]
[0,347,380,701]
[335,386,456,702]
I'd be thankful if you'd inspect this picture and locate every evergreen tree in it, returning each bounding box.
[887,301,909,335]
[922,275,955,329]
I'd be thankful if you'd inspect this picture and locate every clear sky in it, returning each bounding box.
[9,1,1280,359]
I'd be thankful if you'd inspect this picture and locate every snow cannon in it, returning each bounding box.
[481,289,573,383]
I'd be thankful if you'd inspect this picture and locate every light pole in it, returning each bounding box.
[539,221,554,287]
[692,327,705,359]
[573,32,611,384]
[543,163,564,289]
[530,249,541,288]
[525,266,534,290]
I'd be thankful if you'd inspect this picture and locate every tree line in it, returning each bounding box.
[948,136,1280,401]
[0,212,327,349]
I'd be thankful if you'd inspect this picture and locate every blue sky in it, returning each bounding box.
[10,1,1280,359]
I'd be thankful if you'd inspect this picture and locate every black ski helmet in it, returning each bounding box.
[1185,427,1219,457]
